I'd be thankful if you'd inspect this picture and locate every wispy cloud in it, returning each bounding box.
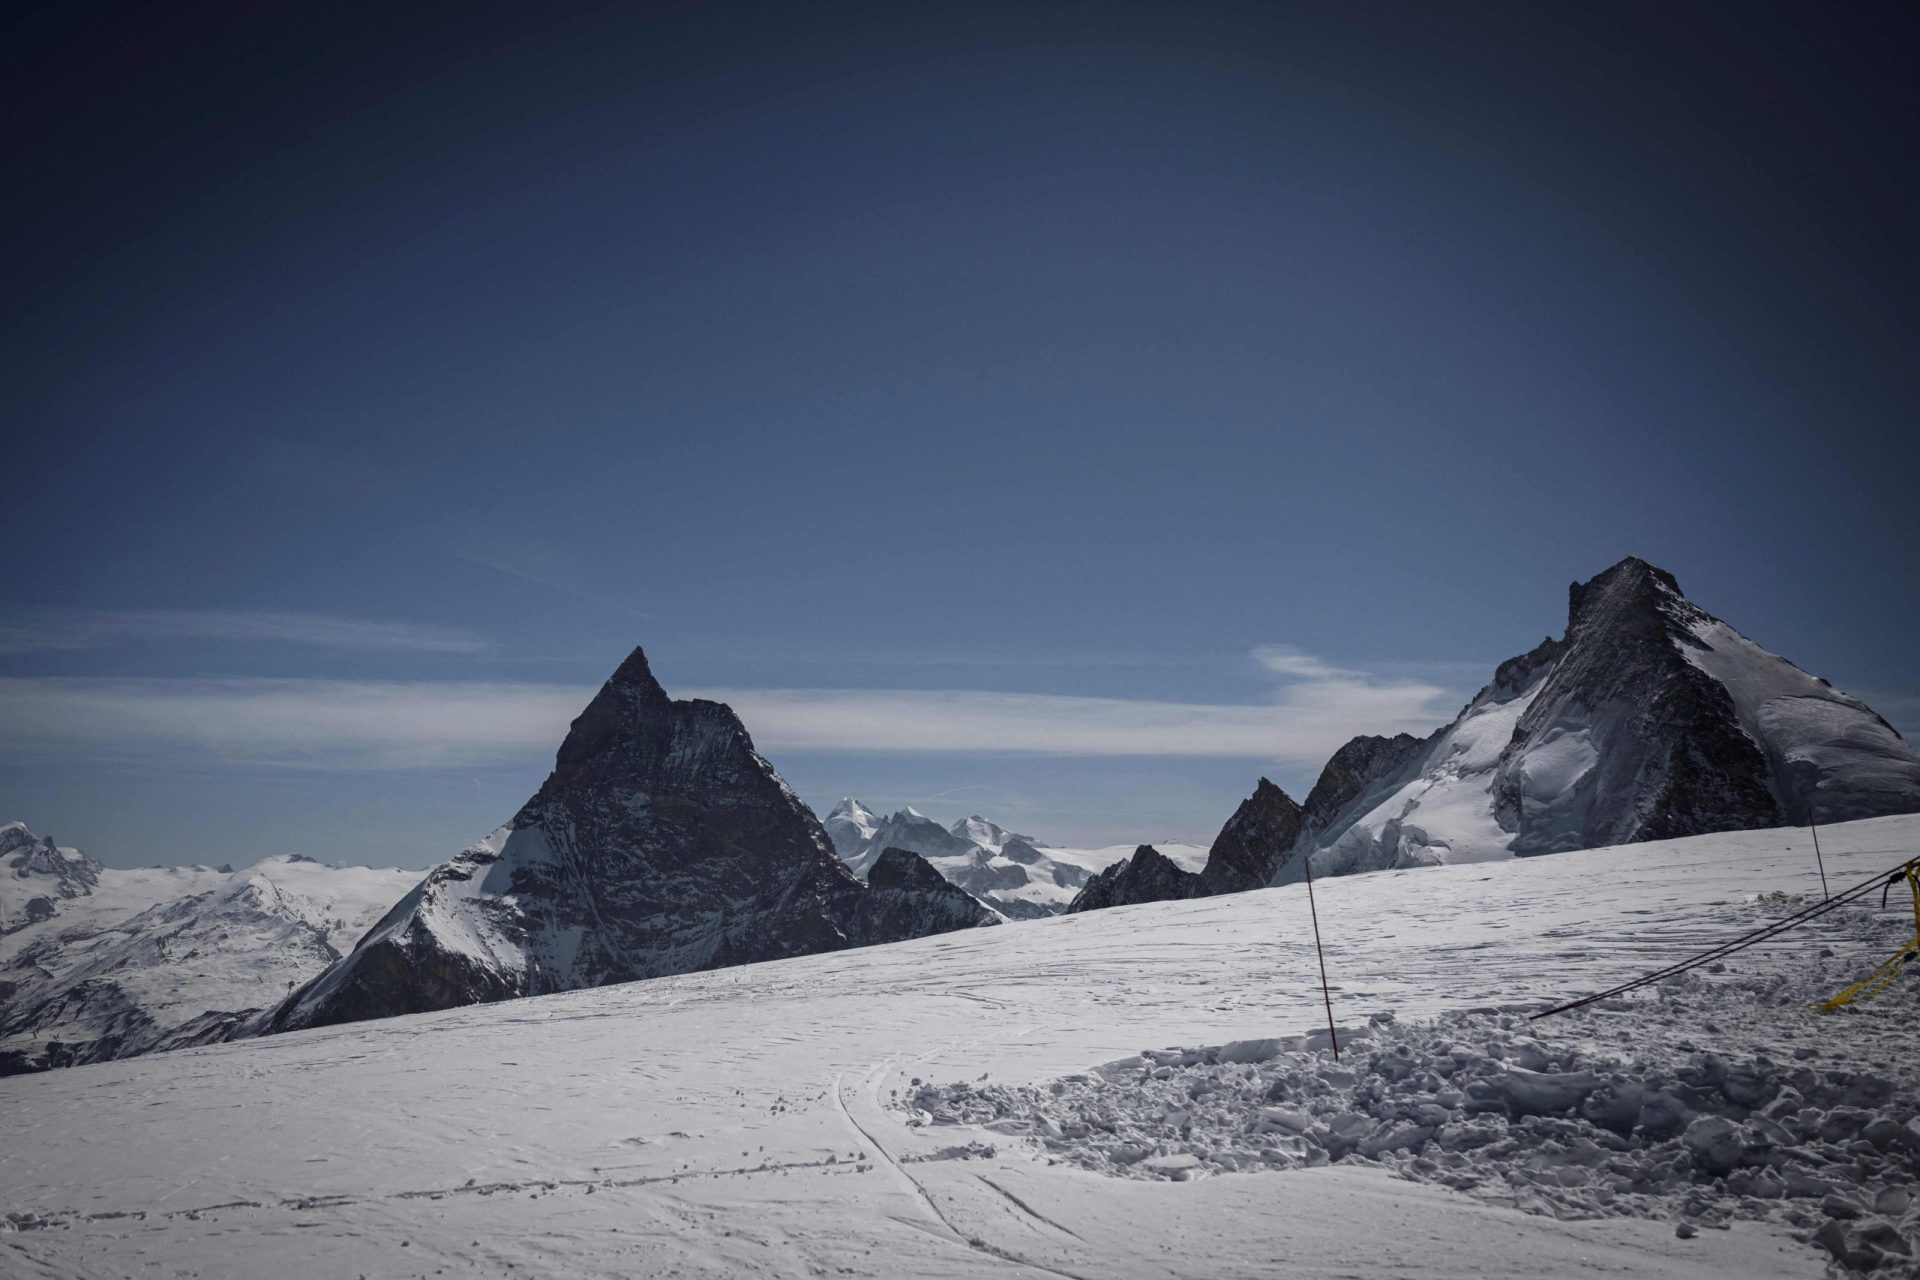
[0,678,581,769]
[0,645,1457,770]
[1249,644,1365,681]
[0,608,489,656]
[699,681,1446,763]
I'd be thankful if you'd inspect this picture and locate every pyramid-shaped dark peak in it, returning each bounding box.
[1241,777,1303,819]
[606,646,671,701]
[1199,778,1306,895]
[1565,557,1689,638]
[1250,777,1294,804]
[866,846,950,892]
[553,646,682,772]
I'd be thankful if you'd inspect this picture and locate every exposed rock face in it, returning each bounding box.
[842,848,999,944]
[1197,779,1307,895]
[1487,559,1777,853]
[1300,734,1428,825]
[1068,846,1206,913]
[265,648,992,1036]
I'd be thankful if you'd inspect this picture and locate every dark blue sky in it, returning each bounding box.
[5,1,1917,866]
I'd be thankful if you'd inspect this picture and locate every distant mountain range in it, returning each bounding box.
[822,799,1206,918]
[1069,556,1920,913]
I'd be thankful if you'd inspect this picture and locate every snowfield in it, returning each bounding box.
[3,816,1916,1278]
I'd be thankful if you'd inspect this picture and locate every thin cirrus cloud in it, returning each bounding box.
[0,646,1455,770]
[0,678,583,769]
[0,608,490,656]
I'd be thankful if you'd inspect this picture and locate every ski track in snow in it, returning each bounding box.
[3,815,1918,1278]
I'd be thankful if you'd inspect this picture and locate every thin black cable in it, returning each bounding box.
[1534,890,1860,1017]
[1530,858,1911,1020]
[1533,876,1876,1017]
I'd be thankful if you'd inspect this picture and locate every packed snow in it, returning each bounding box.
[3,815,1914,1276]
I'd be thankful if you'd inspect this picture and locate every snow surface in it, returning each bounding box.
[1681,617,1920,823]
[5,815,1915,1277]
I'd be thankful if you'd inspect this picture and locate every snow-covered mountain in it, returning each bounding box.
[0,822,102,934]
[0,823,422,1074]
[1072,556,1920,912]
[261,649,995,1036]
[823,797,881,859]
[824,801,1206,919]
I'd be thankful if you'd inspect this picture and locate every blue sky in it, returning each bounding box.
[4,2,1917,867]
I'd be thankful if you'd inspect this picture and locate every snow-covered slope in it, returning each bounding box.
[1308,639,1563,878]
[1681,614,1920,825]
[4,815,1912,1278]
[828,802,1207,919]
[261,650,996,1036]
[0,825,422,1074]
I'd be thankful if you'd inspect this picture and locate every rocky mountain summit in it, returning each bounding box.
[264,649,995,1035]
[1195,779,1306,895]
[1070,556,1920,913]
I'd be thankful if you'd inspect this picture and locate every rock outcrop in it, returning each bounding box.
[1197,779,1307,894]
[1069,845,1207,913]
[842,847,999,944]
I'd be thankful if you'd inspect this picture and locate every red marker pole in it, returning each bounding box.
[1302,852,1340,1062]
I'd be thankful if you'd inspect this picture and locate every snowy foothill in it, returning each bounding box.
[3,815,1917,1278]
[0,831,425,1073]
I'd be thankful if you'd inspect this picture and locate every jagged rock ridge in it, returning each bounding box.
[1197,779,1306,895]
[1070,846,1207,913]
[265,649,995,1035]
